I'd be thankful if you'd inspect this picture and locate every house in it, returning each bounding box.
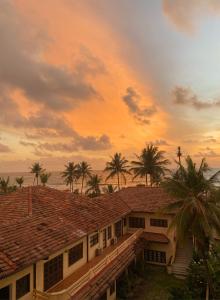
[0,186,190,300]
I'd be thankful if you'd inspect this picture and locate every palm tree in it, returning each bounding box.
[130,144,170,186]
[104,153,130,190]
[30,162,44,185]
[77,161,92,194]
[40,173,51,186]
[16,176,24,188]
[86,174,102,197]
[177,146,182,164]
[162,156,220,299]
[102,184,117,194]
[0,177,10,193]
[62,162,78,192]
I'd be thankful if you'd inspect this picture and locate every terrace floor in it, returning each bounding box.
[48,232,134,293]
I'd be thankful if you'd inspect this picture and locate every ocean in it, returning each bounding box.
[0,170,146,191]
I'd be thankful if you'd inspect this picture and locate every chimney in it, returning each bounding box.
[28,186,32,217]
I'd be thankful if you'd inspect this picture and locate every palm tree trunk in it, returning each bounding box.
[81,175,85,194]
[206,283,209,300]
[117,172,120,190]
[36,175,38,185]
[145,174,148,186]
[33,177,35,186]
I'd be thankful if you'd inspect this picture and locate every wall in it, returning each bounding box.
[128,212,176,264]
[0,265,33,300]
[35,236,87,291]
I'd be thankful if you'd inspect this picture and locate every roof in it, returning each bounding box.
[141,232,169,244]
[0,186,174,279]
[0,186,130,279]
[113,186,175,213]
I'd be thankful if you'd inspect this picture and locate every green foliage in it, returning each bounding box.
[61,162,78,192]
[130,144,170,186]
[0,177,16,194]
[105,153,130,190]
[30,162,44,185]
[40,172,51,186]
[86,174,101,197]
[102,184,117,194]
[15,176,24,188]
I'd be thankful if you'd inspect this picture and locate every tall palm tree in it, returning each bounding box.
[162,156,220,299]
[86,174,102,197]
[30,162,44,185]
[77,161,92,194]
[62,162,78,192]
[16,176,24,188]
[104,153,130,190]
[40,173,51,186]
[130,144,170,186]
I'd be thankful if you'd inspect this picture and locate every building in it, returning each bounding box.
[0,186,191,300]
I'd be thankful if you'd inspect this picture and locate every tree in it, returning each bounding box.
[102,184,117,194]
[177,146,182,164]
[16,176,24,188]
[162,156,220,299]
[130,144,170,186]
[77,161,92,194]
[86,174,102,197]
[30,162,44,185]
[0,177,16,194]
[104,153,130,190]
[40,173,51,186]
[62,162,78,192]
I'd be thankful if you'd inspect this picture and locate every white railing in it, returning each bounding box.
[33,229,143,300]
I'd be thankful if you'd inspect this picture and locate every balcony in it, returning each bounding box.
[33,228,143,300]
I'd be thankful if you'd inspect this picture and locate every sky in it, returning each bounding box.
[1,0,220,171]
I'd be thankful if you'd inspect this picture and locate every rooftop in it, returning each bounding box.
[0,186,174,279]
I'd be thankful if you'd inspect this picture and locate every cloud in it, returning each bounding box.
[172,86,220,110]
[0,1,103,111]
[194,147,220,158]
[163,0,220,34]
[148,139,170,146]
[0,96,75,137]
[122,87,156,125]
[0,143,11,153]
[38,134,112,153]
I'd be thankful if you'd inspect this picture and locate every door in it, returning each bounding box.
[103,228,107,248]
[115,220,122,238]
[0,285,10,300]
[44,254,63,291]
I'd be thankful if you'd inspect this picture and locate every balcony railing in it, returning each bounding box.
[33,228,143,300]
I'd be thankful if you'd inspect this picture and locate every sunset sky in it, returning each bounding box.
[1,0,220,171]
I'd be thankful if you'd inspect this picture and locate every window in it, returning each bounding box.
[107,226,112,240]
[114,220,122,238]
[44,254,63,291]
[110,281,115,295]
[129,217,145,228]
[123,218,127,226]
[16,274,30,299]
[150,218,168,228]
[90,233,99,247]
[68,242,83,266]
[144,249,166,264]
[0,285,10,300]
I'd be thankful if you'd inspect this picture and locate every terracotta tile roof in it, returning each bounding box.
[0,186,130,279]
[0,186,174,279]
[74,244,136,300]
[113,186,175,213]
[141,232,169,244]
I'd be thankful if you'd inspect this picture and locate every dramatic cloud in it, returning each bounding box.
[38,134,112,153]
[163,0,220,34]
[172,86,220,110]
[122,87,156,125]
[194,148,220,158]
[0,1,102,111]
[0,143,11,153]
